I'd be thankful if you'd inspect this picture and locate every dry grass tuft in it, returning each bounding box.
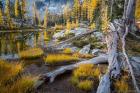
[0,60,36,93]
[73,52,94,59]
[73,64,95,78]
[77,80,93,91]
[114,76,129,93]
[0,60,23,84]
[71,64,100,91]
[44,54,79,64]
[19,48,44,59]
[63,48,72,54]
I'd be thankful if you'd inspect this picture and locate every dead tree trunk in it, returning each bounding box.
[97,0,140,93]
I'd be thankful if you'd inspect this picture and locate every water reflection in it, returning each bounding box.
[0,30,49,59]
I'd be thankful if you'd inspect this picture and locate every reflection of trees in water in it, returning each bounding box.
[0,31,44,56]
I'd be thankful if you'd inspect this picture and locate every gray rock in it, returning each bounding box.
[70,28,87,36]
[91,49,100,55]
[70,47,79,52]
[79,44,91,54]
[53,30,65,39]
[131,56,140,63]
[93,32,104,41]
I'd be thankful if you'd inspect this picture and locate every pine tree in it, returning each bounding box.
[63,5,71,23]
[15,0,19,17]
[87,0,98,23]
[73,0,81,21]
[43,7,48,28]
[0,8,4,25]
[100,0,109,32]
[21,0,26,19]
[5,0,13,28]
[66,19,71,34]
[81,0,88,21]
[5,0,10,17]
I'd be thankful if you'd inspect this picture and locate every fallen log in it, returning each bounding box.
[46,29,98,49]
[34,55,108,89]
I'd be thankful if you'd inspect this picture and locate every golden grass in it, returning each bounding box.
[63,48,72,54]
[0,76,36,93]
[73,64,94,78]
[77,80,93,91]
[0,60,36,93]
[114,76,129,93]
[44,54,79,64]
[9,76,36,93]
[19,48,44,59]
[54,24,64,30]
[0,60,23,84]
[71,64,100,91]
[73,52,94,59]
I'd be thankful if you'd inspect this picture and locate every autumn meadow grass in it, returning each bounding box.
[44,54,79,64]
[71,64,100,91]
[114,75,130,93]
[19,48,44,59]
[0,60,36,93]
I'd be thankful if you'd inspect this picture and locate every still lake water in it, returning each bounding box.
[0,29,49,59]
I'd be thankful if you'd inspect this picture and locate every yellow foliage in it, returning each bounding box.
[114,76,129,93]
[90,23,96,30]
[15,0,19,17]
[71,64,100,91]
[54,24,64,30]
[94,68,100,78]
[73,64,95,78]
[0,60,36,93]
[9,76,36,93]
[63,48,72,54]
[0,9,4,25]
[0,76,36,93]
[73,52,93,59]
[77,80,93,91]
[135,0,140,19]
[70,76,79,85]
[66,20,71,33]
[101,1,109,32]
[44,54,79,64]
[0,60,23,84]
[19,48,44,59]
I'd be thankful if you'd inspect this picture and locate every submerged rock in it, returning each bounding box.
[79,44,91,54]
[53,30,65,39]
[70,28,87,36]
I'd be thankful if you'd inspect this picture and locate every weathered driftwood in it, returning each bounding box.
[47,29,97,49]
[97,0,140,92]
[96,74,110,93]
[96,21,122,93]
[34,55,108,89]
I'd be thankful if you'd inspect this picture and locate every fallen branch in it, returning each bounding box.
[122,25,140,93]
[34,55,108,89]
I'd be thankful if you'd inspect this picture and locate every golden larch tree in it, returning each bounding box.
[0,8,4,25]
[5,0,13,28]
[15,0,19,17]
[43,7,49,28]
[73,0,81,21]
[21,0,26,19]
